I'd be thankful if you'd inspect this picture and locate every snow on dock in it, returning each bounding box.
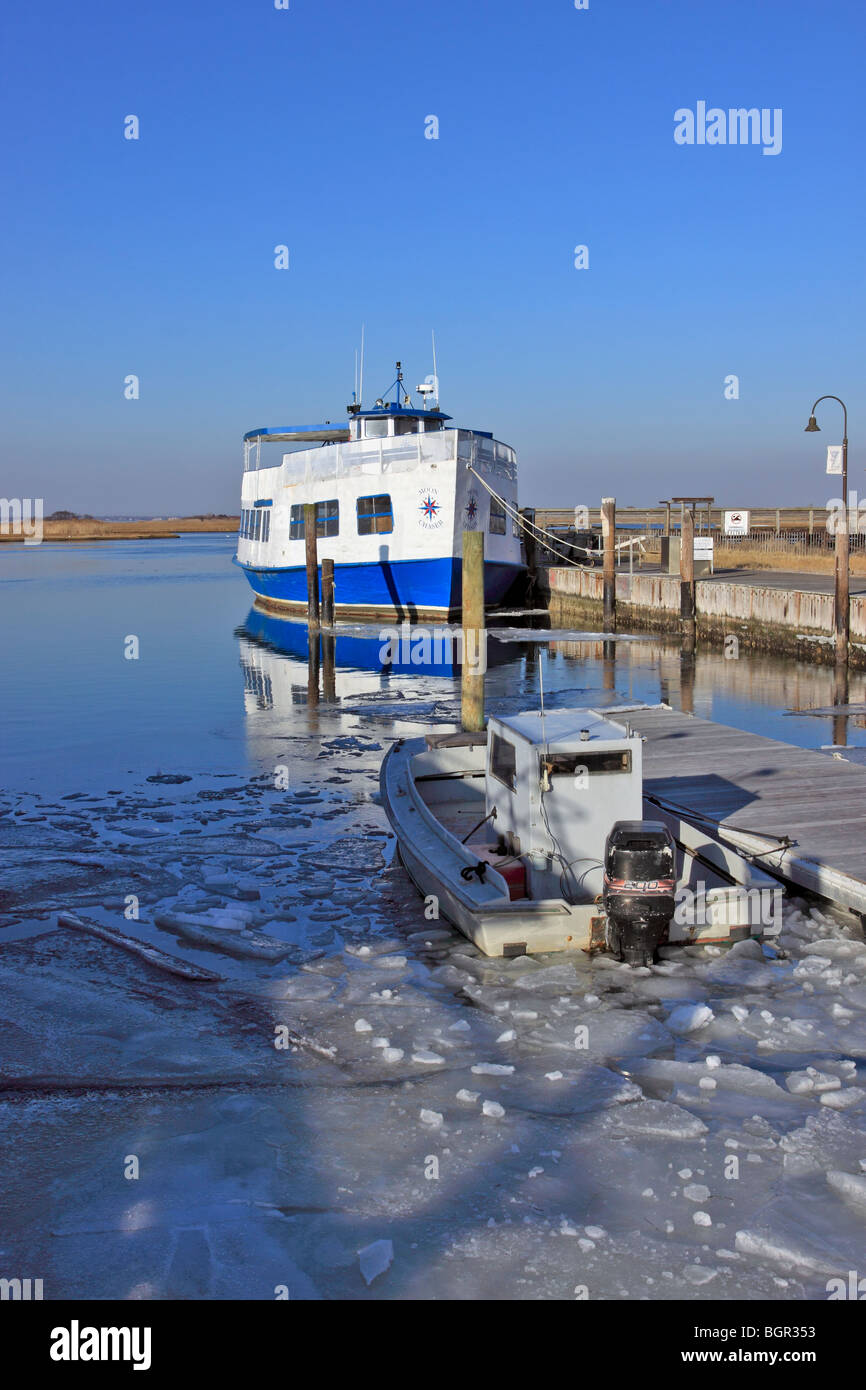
[617,704,866,917]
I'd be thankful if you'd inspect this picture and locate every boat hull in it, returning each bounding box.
[237,555,524,620]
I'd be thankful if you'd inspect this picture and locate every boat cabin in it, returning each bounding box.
[485,710,644,902]
[347,404,452,441]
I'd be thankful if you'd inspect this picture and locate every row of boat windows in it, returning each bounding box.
[358,417,443,438]
[241,494,509,541]
[288,495,393,539]
[239,507,271,541]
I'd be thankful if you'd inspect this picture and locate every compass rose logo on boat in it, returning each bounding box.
[464,491,478,529]
[418,486,443,529]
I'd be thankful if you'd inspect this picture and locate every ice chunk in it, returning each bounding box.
[354,1018,372,1033]
[358,1239,394,1286]
[482,1100,505,1118]
[734,1229,838,1276]
[667,1004,714,1034]
[412,1050,444,1065]
[827,1171,866,1212]
[820,1088,866,1110]
[471,1063,514,1076]
[456,1088,479,1103]
[382,1048,404,1063]
[611,1100,708,1140]
[684,1184,710,1203]
[420,1109,443,1128]
[693,1212,712,1227]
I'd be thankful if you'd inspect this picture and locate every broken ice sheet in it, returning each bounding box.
[358,1239,393,1285]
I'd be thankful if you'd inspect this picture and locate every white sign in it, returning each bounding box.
[694,537,714,557]
[826,446,843,475]
[724,509,749,536]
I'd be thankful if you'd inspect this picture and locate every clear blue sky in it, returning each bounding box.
[1,0,863,514]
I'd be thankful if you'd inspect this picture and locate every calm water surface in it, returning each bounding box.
[2,535,864,794]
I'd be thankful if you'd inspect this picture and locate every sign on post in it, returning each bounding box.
[723,510,749,535]
[826,446,843,475]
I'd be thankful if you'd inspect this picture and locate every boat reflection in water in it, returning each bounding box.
[236,605,866,757]
[235,604,517,717]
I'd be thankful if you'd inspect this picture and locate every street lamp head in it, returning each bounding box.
[804,415,820,433]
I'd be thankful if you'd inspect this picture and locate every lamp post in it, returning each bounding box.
[804,396,849,664]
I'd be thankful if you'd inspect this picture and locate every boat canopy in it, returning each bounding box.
[243,424,350,444]
[353,404,452,424]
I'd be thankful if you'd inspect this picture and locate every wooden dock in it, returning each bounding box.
[608,703,866,919]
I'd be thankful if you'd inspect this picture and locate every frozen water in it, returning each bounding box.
[3,614,866,1304]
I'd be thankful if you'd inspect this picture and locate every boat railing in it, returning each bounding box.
[243,429,516,482]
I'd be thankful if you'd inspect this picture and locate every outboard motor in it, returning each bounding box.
[603,820,677,967]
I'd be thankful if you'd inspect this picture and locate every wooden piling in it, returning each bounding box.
[304,503,319,629]
[601,497,616,631]
[680,505,696,654]
[321,557,335,627]
[461,530,485,732]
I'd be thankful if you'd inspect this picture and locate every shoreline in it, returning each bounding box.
[0,517,239,543]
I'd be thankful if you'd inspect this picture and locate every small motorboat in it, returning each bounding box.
[380,707,783,962]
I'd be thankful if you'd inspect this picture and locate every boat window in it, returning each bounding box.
[289,505,305,540]
[357,494,393,535]
[254,508,263,541]
[489,498,507,534]
[287,501,338,540]
[423,418,442,432]
[542,750,632,778]
[394,417,418,436]
[490,733,517,791]
[316,499,339,537]
[261,510,270,542]
[364,418,389,438]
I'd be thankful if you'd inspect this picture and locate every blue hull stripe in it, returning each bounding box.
[235,555,524,614]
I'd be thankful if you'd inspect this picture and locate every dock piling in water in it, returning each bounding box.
[461,529,485,732]
[321,557,335,627]
[680,504,696,654]
[601,497,616,630]
[304,502,320,629]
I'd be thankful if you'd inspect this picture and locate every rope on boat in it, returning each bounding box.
[465,464,649,570]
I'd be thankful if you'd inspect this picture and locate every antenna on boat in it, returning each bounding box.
[359,324,365,409]
[431,329,439,407]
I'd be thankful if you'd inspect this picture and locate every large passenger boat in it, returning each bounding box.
[235,362,525,619]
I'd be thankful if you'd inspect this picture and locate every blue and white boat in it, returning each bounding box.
[235,362,526,619]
